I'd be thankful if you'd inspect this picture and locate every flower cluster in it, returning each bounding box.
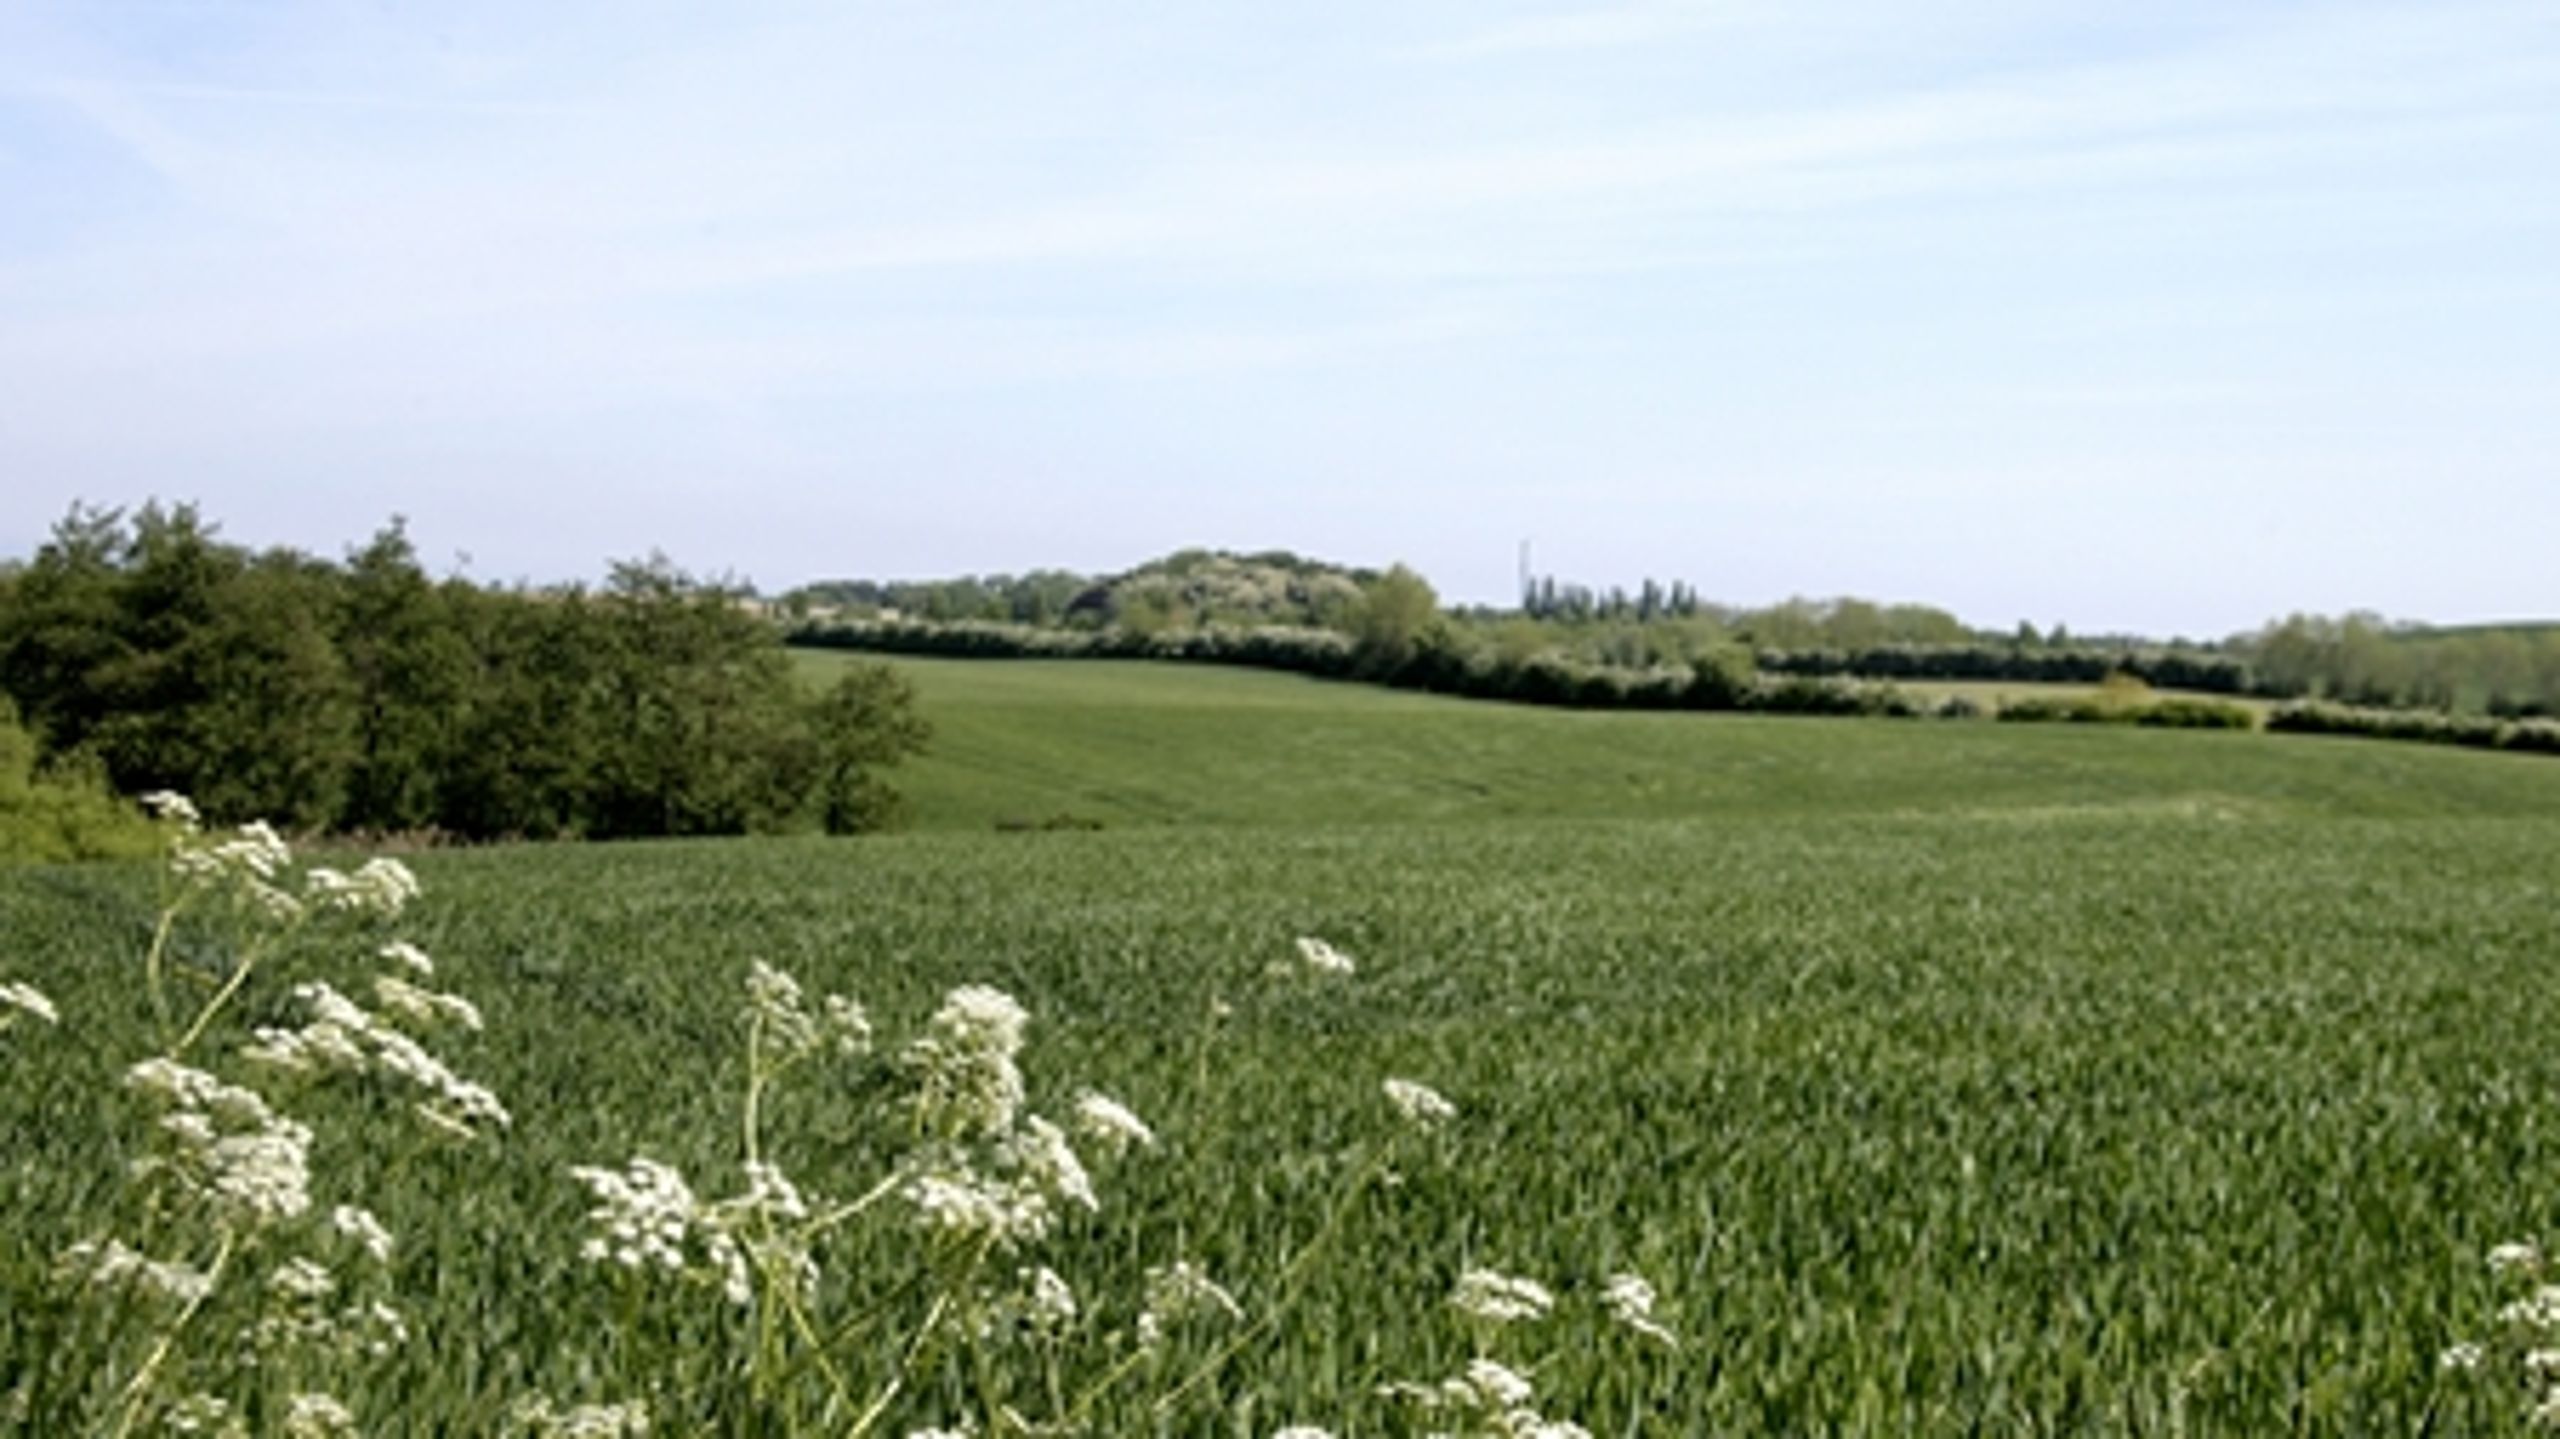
[55,1239,216,1306]
[124,1056,314,1227]
[1601,1271,1676,1346]
[508,1396,654,1437]
[2443,1240,2560,1425]
[245,977,510,1138]
[1383,1357,1591,1438]
[1451,1268,1555,1326]
[1385,1077,1458,1131]
[1293,936,1357,976]
[1137,1259,1244,1350]
[744,959,871,1063]
[1,978,57,1028]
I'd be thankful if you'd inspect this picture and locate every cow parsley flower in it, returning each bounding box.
[379,940,435,976]
[1001,1115,1096,1213]
[570,1157,702,1273]
[282,1392,357,1439]
[2494,1243,2546,1276]
[55,1239,215,1305]
[1602,1271,1677,1345]
[1,980,57,1026]
[306,857,421,918]
[1384,1077,1457,1130]
[374,974,484,1032]
[124,1058,313,1225]
[1072,1090,1155,1156]
[162,1392,236,1435]
[332,1204,395,1264]
[141,789,203,831]
[1138,1259,1243,1348]
[1450,1267,1554,1325]
[510,1397,653,1437]
[1383,1356,1591,1439]
[1294,936,1356,976]
[907,985,1032,1137]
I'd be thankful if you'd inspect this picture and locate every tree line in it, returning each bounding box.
[0,505,927,840]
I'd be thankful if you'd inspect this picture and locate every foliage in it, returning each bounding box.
[2266,700,2560,755]
[0,698,158,864]
[1993,694,2259,730]
[789,617,1912,721]
[0,506,929,841]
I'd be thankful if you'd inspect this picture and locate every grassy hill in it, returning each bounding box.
[802,653,2560,830]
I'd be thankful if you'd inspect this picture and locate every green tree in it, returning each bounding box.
[1352,563,1440,673]
[806,664,931,833]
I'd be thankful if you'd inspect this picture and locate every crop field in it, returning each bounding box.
[817,653,2545,831]
[10,662,2560,1433]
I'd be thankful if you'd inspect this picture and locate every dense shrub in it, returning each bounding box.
[0,506,928,841]
[1996,696,2256,730]
[1758,644,2264,697]
[791,619,1922,721]
[0,699,158,864]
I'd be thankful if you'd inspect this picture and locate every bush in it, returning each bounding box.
[0,699,157,864]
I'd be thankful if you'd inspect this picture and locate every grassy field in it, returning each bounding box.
[10,660,2560,1432]
[812,652,2560,830]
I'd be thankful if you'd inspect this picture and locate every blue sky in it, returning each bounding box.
[2,1,2553,637]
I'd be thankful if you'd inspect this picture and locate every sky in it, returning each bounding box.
[2,1,2554,639]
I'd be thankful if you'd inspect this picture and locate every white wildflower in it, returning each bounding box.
[907,985,1032,1137]
[903,1161,1049,1248]
[905,1429,972,1439]
[823,992,872,1058]
[1003,1115,1096,1213]
[163,1392,239,1436]
[1457,1357,1537,1408]
[745,960,819,1057]
[269,1255,337,1304]
[56,1239,215,1305]
[1294,936,1356,976]
[2441,1341,2485,1371]
[1385,1356,1590,1438]
[1602,1271,1677,1345]
[1271,1429,1336,1439]
[373,974,484,1032]
[1451,1267,1554,1326]
[282,1392,356,1439]
[2531,1348,2560,1375]
[379,940,435,976]
[332,1205,395,1264]
[124,1058,312,1224]
[1384,1077,1456,1130]
[1023,1265,1077,1329]
[203,1125,315,1224]
[510,1397,653,1437]
[306,857,421,918]
[1072,1090,1154,1156]
[570,1157,701,1273]
[141,789,202,830]
[1138,1259,1243,1348]
[2503,1286,2560,1330]
[1,980,57,1026]
[2495,1243,2546,1276]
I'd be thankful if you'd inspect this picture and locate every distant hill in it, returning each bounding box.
[783,548,1374,630]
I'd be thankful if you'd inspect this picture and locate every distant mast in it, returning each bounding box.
[1518,539,1531,611]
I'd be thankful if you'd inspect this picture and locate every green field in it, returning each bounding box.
[824,653,2553,830]
[10,660,2560,1432]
